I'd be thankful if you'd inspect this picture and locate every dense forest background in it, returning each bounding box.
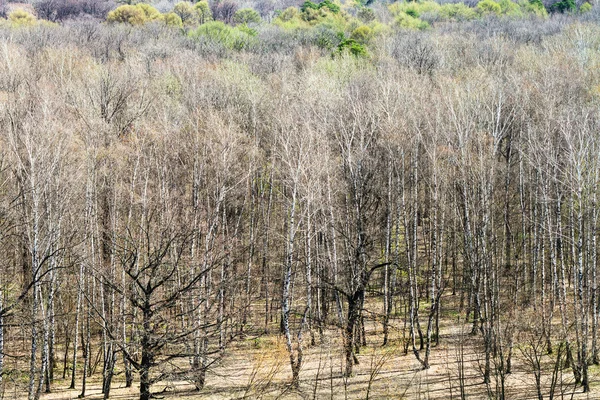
[0,0,600,398]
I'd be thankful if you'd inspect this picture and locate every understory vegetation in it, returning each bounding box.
[0,0,600,399]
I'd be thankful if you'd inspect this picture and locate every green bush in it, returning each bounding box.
[8,9,37,26]
[301,1,319,12]
[195,1,212,24]
[278,6,300,22]
[173,2,198,25]
[237,24,258,36]
[523,0,547,16]
[136,3,162,21]
[549,0,575,12]
[389,1,441,18]
[396,12,429,29]
[107,5,146,24]
[337,38,367,56]
[191,21,256,50]
[351,25,372,43]
[107,4,163,25]
[163,12,183,27]
[498,0,522,15]
[405,8,420,17]
[301,0,340,14]
[233,8,261,24]
[439,3,478,20]
[580,1,593,12]
[477,0,502,15]
[192,20,231,41]
[320,0,341,13]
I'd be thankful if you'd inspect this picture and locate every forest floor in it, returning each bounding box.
[8,295,600,399]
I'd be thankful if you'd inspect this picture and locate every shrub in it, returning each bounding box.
[163,11,183,27]
[439,3,477,20]
[301,0,319,12]
[107,5,146,24]
[369,20,392,36]
[277,6,299,22]
[396,12,429,29]
[301,0,340,14]
[195,1,212,23]
[549,0,575,13]
[137,3,162,20]
[389,1,441,18]
[320,0,340,13]
[405,8,419,17]
[173,2,198,25]
[191,20,255,49]
[523,0,547,16]
[107,3,162,24]
[302,7,321,21]
[337,38,367,56]
[351,25,372,43]
[191,19,230,41]
[477,0,502,14]
[498,0,522,15]
[233,8,261,24]
[580,1,592,12]
[8,9,36,26]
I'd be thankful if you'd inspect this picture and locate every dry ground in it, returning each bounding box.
[5,296,600,399]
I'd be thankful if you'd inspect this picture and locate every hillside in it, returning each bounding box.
[0,1,599,399]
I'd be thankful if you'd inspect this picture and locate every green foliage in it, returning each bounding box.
[191,20,230,41]
[107,3,162,25]
[191,21,256,50]
[107,5,146,24]
[389,1,441,18]
[174,2,198,25]
[301,1,319,12]
[405,8,420,17]
[498,0,522,16]
[237,23,258,36]
[580,1,593,12]
[278,6,300,22]
[163,12,183,27]
[302,7,321,21]
[337,38,368,56]
[194,1,212,24]
[549,0,575,13]
[8,9,37,26]
[136,3,162,21]
[301,0,340,14]
[477,0,502,15]
[438,3,477,20]
[233,8,261,24]
[395,12,429,29]
[351,25,372,43]
[369,20,392,36]
[276,0,347,30]
[320,0,341,13]
[522,0,547,16]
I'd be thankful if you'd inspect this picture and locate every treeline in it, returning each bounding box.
[0,8,600,400]
[0,0,592,51]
